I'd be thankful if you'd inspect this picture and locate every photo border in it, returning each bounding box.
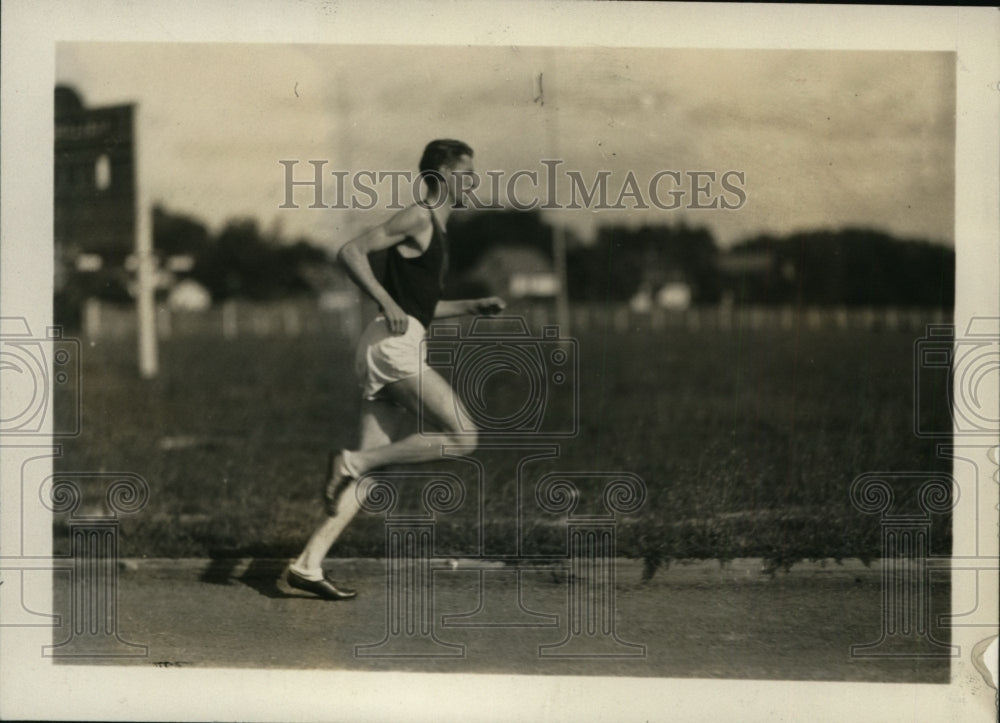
[2,2,997,721]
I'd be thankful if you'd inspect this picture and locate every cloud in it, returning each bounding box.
[56,44,954,248]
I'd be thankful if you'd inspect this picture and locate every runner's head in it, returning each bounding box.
[419,139,474,204]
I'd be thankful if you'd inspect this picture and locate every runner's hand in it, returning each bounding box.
[383,302,409,335]
[473,297,506,316]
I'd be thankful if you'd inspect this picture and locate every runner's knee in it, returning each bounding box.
[439,422,476,450]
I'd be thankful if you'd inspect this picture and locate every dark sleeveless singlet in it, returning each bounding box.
[380,204,448,329]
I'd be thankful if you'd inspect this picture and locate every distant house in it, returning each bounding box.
[629,284,654,313]
[167,279,212,311]
[629,276,693,312]
[656,281,692,310]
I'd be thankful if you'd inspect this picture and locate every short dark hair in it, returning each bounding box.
[419,139,473,188]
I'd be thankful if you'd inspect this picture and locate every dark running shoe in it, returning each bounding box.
[286,567,357,601]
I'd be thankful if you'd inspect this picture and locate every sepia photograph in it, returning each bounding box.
[1,2,998,721]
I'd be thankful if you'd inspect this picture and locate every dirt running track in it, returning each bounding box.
[51,558,949,682]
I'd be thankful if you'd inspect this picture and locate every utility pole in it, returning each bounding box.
[543,50,571,335]
[134,103,158,378]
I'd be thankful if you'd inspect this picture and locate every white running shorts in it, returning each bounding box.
[354,314,429,400]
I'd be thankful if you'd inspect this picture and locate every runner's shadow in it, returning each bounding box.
[198,554,287,599]
[199,556,239,586]
[236,558,287,599]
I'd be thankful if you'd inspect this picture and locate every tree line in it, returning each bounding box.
[55,205,954,327]
[444,209,953,307]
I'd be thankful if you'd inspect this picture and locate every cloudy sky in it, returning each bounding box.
[56,43,955,248]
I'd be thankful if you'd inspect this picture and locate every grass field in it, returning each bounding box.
[54,315,953,573]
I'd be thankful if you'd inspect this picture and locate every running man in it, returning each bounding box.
[284,139,505,600]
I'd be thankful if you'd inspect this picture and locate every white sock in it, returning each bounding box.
[289,562,323,581]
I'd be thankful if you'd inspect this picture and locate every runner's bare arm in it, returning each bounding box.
[337,205,432,334]
[433,297,507,319]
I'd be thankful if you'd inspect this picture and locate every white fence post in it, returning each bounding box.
[83,298,102,338]
[222,300,238,339]
[157,306,172,340]
[69,303,952,338]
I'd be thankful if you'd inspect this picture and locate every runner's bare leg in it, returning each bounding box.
[294,368,475,572]
[293,398,406,571]
[347,367,475,474]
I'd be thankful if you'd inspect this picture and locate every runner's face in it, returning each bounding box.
[443,154,475,203]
